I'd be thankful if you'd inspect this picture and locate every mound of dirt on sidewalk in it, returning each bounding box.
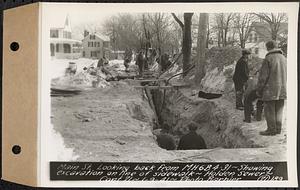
[51,71,110,88]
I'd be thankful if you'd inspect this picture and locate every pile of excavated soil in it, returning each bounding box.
[51,71,110,88]
[152,87,287,151]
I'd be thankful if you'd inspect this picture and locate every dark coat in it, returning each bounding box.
[233,57,249,87]
[256,49,287,101]
[156,132,176,150]
[177,131,207,150]
[97,58,104,68]
[136,53,145,66]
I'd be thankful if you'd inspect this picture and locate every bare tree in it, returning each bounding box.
[148,13,171,55]
[214,13,235,47]
[103,14,141,51]
[172,13,194,76]
[253,13,287,41]
[141,14,152,56]
[195,13,209,84]
[233,13,256,48]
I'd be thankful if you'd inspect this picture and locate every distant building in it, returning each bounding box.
[50,16,82,59]
[245,22,288,58]
[110,50,125,60]
[82,33,111,59]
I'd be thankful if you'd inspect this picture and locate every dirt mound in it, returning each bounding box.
[206,46,242,70]
[51,71,110,88]
[152,88,287,150]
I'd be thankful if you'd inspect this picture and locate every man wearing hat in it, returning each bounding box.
[233,49,251,110]
[256,40,286,136]
[177,122,207,150]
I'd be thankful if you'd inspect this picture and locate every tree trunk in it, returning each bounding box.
[206,22,210,48]
[217,31,221,47]
[271,24,278,41]
[195,13,209,84]
[182,13,193,76]
[240,40,245,49]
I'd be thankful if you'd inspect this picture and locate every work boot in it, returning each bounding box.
[259,130,277,136]
[276,127,282,134]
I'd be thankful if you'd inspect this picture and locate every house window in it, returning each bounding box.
[50,43,55,56]
[103,42,109,48]
[50,29,59,38]
[97,42,100,47]
[90,35,96,40]
[89,42,94,47]
[63,31,71,39]
[83,51,85,57]
[63,43,71,53]
[91,51,97,57]
[56,44,60,52]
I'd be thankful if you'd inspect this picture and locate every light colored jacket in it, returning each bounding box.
[256,49,287,101]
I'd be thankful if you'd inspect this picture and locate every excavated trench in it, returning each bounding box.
[149,88,257,149]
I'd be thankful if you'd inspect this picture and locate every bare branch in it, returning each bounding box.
[171,13,184,29]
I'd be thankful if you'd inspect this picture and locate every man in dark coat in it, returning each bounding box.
[256,40,287,136]
[233,49,251,110]
[177,122,207,150]
[155,123,176,150]
[136,51,145,77]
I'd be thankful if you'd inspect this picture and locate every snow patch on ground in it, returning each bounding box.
[48,125,79,161]
[50,58,99,79]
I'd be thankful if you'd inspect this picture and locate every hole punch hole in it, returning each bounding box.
[12,145,21,154]
[10,42,19,51]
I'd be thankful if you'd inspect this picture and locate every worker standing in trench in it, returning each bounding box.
[155,123,176,150]
[177,122,207,150]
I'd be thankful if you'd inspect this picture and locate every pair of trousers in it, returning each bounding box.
[234,82,245,108]
[244,90,264,122]
[264,100,285,133]
[138,64,144,76]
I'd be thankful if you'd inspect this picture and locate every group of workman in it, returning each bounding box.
[156,40,286,151]
[124,49,173,76]
[233,40,286,136]
[156,122,207,151]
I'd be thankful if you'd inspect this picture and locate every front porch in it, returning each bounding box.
[50,38,82,59]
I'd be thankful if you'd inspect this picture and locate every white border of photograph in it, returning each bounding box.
[39,2,298,187]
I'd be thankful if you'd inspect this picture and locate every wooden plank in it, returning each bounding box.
[134,86,173,89]
[134,78,166,82]
[144,88,159,125]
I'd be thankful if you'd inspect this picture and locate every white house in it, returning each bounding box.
[82,33,111,59]
[245,22,288,58]
[50,16,82,59]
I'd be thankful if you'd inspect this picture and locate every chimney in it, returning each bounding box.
[84,30,89,37]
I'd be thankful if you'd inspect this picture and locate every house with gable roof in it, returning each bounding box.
[82,32,111,59]
[50,15,82,59]
[245,22,288,58]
